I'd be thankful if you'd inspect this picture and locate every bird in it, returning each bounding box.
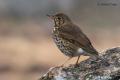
[47,13,99,66]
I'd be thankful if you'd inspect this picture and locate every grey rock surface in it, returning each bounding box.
[39,47,120,80]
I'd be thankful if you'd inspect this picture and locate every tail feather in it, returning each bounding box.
[83,45,99,56]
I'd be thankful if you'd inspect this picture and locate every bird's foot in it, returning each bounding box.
[74,63,79,68]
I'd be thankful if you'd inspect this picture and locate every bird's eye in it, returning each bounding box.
[57,17,61,20]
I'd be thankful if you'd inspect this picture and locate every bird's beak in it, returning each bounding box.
[46,14,54,19]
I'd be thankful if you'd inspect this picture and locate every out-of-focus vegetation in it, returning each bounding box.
[0,0,120,80]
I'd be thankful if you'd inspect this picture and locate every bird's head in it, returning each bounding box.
[47,13,72,26]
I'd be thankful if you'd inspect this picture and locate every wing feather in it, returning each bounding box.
[59,24,98,55]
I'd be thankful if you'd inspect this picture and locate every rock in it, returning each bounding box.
[39,47,120,80]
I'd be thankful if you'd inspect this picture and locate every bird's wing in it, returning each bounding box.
[59,24,98,55]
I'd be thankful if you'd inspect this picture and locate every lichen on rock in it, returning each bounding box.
[39,47,120,80]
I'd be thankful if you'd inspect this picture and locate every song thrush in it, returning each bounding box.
[47,13,99,66]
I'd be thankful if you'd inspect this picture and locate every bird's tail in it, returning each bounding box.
[84,45,99,57]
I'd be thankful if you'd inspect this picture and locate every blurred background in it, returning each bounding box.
[0,0,120,80]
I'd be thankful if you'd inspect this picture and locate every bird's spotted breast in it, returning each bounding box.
[52,32,74,57]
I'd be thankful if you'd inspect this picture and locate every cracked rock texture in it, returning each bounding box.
[39,47,120,80]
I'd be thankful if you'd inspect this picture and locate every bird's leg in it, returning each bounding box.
[59,57,72,67]
[75,55,81,66]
